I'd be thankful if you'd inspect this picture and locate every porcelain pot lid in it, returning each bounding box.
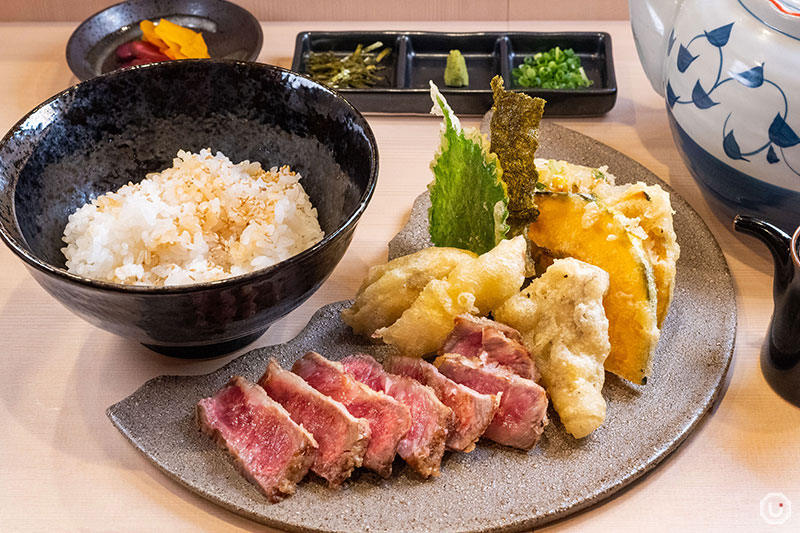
[739,0,800,39]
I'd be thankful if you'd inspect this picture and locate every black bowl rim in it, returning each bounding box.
[65,0,264,81]
[0,59,379,295]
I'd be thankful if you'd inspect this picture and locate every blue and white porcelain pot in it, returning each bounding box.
[631,0,800,232]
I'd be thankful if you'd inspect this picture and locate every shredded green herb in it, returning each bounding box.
[512,47,592,89]
[306,41,391,89]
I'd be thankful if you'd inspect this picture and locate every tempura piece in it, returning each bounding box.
[495,258,610,438]
[342,247,476,337]
[376,236,527,356]
[594,182,679,327]
[489,75,545,221]
[534,158,613,194]
[428,82,509,254]
[535,158,679,328]
[526,193,658,385]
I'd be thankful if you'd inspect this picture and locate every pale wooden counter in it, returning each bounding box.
[0,20,798,533]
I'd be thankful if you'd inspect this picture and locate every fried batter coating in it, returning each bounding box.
[342,247,476,337]
[495,257,610,438]
[535,158,679,328]
[377,236,527,356]
[594,182,679,327]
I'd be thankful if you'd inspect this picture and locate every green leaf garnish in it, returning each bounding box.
[428,81,509,254]
[489,75,545,221]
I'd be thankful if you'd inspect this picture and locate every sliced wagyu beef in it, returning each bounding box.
[342,354,454,478]
[440,314,539,381]
[383,355,499,453]
[259,359,371,488]
[196,376,317,502]
[435,354,548,450]
[292,352,411,478]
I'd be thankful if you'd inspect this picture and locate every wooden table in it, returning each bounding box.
[1,20,798,532]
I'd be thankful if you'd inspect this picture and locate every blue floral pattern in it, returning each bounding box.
[666,22,800,177]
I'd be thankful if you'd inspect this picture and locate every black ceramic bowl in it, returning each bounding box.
[0,60,378,357]
[66,0,263,81]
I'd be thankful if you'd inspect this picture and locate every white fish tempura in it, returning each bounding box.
[495,258,610,438]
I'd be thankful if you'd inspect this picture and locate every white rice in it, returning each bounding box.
[61,149,324,286]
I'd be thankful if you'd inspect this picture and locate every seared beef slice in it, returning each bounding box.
[292,352,411,478]
[435,354,548,450]
[196,376,317,502]
[441,314,539,381]
[343,354,454,478]
[384,355,499,453]
[259,359,371,488]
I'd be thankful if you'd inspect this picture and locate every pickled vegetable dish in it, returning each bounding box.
[115,19,210,69]
[306,42,390,89]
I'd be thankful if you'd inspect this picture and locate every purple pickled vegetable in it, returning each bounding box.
[130,40,170,62]
[116,39,170,69]
[115,41,136,61]
[119,57,158,69]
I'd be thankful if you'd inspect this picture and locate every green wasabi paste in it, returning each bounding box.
[444,50,469,87]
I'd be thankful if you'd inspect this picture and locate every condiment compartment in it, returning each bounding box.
[291,31,616,116]
[400,33,505,90]
[506,33,612,89]
[293,32,404,89]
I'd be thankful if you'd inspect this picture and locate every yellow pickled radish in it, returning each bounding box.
[139,20,168,53]
[152,19,210,59]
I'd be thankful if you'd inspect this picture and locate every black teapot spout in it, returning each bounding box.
[734,214,800,406]
[734,215,794,296]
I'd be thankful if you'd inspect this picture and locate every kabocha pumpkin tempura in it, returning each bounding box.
[342,76,679,439]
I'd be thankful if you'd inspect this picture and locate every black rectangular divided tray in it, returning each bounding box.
[291,31,617,116]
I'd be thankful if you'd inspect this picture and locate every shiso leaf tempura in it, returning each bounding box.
[427,81,509,255]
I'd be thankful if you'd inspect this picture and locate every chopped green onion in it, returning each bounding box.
[512,46,593,89]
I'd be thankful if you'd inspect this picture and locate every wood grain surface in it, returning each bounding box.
[0,0,630,22]
[0,18,798,533]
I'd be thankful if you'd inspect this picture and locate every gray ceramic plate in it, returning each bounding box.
[107,122,736,533]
